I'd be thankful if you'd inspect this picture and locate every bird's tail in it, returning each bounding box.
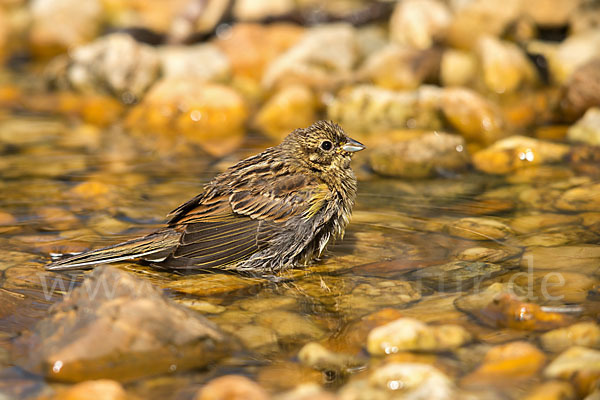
[45,230,181,271]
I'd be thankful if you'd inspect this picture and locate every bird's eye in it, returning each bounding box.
[320,140,333,151]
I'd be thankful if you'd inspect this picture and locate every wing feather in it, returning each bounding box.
[163,172,331,269]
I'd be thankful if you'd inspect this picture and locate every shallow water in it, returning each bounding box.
[0,113,599,399]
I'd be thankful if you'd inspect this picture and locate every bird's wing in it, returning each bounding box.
[165,174,331,268]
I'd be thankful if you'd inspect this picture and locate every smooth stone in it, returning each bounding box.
[522,381,576,400]
[440,49,477,87]
[158,43,230,82]
[164,273,260,297]
[544,346,600,378]
[233,0,294,21]
[215,23,304,82]
[568,107,600,146]
[253,84,317,140]
[447,217,513,241]
[504,271,596,304]
[367,317,472,355]
[555,183,600,212]
[561,59,600,120]
[327,85,443,134]
[476,36,537,94]
[274,384,336,400]
[521,245,600,274]
[238,296,298,312]
[459,291,573,331]
[462,342,546,385]
[369,131,469,178]
[522,0,581,25]
[329,308,404,353]
[456,246,522,263]
[389,0,451,50]
[298,342,364,375]
[509,213,581,234]
[29,0,102,57]
[440,88,505,145]
[36,207,80,231]
[472,136,570,175]
[262,23,358,91]
[125,78,248,157]
[195,375,269,400]
[14,267,232,382]
[61,380,127,400]
[60,33,159,100]
[518,226,599,247]
[174,299,226,314]
[410,260,506,292]
[256,310,324,341]
[541,322,600,353]
[231,325,278,350]
[336,280,422,315]
[365,362,455,399]
[446,0,520,50]
[358,44,441,90]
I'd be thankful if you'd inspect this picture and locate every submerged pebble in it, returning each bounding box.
[462,341,546,385]
[409,260,506,292]
[540,322,600,352]
[367,317,472,355]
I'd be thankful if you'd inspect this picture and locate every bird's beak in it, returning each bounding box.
[342,137,366,153]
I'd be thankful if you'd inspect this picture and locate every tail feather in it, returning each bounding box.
[45,230,181,271]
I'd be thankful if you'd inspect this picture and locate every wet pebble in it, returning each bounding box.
[540,322,600,352]
[410,260,506,292]
[330,308,404,353]
[60,380,127,400]
[339,362,455,400]
[472,136,570,175]
[522,381,576,400]
[518,225,599,247]
[253,84,317,140]
[509,213,581,234]
[358,45,441,90]
[195,375,269,400]
[53,33,160,101]
[298,342,364,378]
[125,78,248,157]
[446,217,513,241]
[0,211,17,234]
[561,58,600,120]
[440,87,505,145]
[521,245,600,275]
[389,0,451,50]
[477,36,537,94]
[462,341,546,385]
[36,207,80,231]
[554,182,600,212]
[257,310,324,342]
[14,267,232,382]
[456,246,522,263]
[367,317,472,355]
[544,346,600,381]
[262,24,358,91]
[368,131,469,178]
[568,107,600,146]
[456,287,573,331]
[230,325,278,350]
[336,280,422,315]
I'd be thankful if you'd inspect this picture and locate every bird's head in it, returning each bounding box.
[281,121,365,177]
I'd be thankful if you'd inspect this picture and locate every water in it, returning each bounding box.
[0,112,599,399]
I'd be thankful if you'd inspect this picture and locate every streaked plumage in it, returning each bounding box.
[46,121,364,275]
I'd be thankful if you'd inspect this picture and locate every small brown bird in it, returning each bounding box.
[46,121,365,275]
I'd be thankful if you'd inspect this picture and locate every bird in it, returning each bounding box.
[46,120,365,275]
